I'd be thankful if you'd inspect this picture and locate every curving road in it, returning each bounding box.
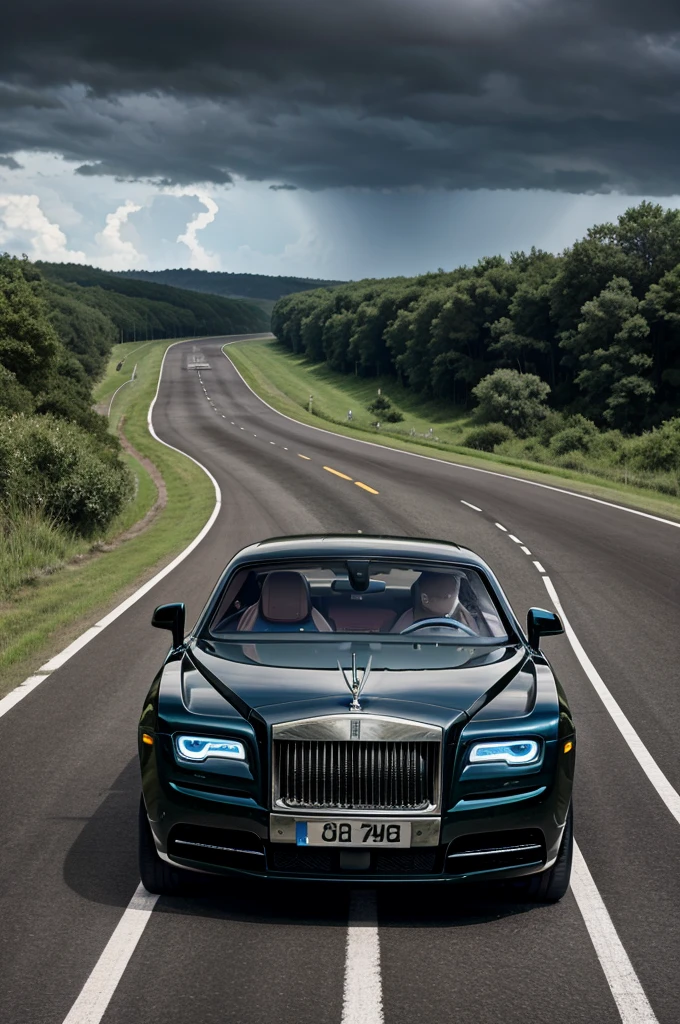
[2,335,680,1024]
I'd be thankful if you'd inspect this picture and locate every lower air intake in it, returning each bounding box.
[446,828,546,875]
[168,824,265,872]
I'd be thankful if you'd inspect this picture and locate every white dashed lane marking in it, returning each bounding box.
[495,522,508,532]
[521,546,532,555]
[533,560,546,573]
[460,500,482,512]
[509,534,522,543]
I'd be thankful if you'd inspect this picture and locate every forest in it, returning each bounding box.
[272,202,680,434]
[270,203,680,488]
[116,267,343,302]
[37,262,269,341]
[0,254,267,595]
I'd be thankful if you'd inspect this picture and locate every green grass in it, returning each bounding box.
[0,338,215,698]
[226,339,680,523]
[226,340,475,440]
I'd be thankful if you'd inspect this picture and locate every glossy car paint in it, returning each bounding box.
[139,536,575,884]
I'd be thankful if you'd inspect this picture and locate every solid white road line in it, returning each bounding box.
[341,890,384,1024]
[460,500,482,511]
[543,576,680,827]
[60,885,159,1024]
[533,560,546,573]
[222,346,680,531]
[0,338,222,721]
[571,843,658,1024]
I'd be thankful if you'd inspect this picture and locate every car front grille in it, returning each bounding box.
[274,739,439,811]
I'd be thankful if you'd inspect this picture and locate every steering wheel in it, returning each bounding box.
[399,616,477,637]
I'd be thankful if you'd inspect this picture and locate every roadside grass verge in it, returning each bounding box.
[225,339,680,523]
[0,338,215,698]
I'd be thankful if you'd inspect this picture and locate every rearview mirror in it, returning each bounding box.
[527,607,563,650]
[152,602,186,650]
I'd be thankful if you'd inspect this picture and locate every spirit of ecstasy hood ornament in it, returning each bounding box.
[338,652,373,712]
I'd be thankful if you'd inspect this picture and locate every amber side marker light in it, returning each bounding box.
[142,733,154,746]
[563,740,573,754]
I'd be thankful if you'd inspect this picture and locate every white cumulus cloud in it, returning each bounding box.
[168,187,221,270]
[0,193,87,261]
[94,199,144,269]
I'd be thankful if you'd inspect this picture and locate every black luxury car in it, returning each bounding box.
[138,535,575,900]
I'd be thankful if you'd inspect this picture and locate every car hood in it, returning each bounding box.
[185,639,531,729]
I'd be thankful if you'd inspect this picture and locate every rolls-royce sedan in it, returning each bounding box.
[138,535,575,901]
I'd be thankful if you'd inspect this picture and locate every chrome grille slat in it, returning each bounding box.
[275,740,438,810]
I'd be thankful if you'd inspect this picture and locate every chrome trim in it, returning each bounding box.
[447,843,542,859]
[272,714,443,815]
[174,839,265,857]
[272,714,442,743]
[451,786,546,811]
[270,813,441,846]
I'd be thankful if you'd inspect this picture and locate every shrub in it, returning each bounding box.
[554,450,591,471]
[367,391,404,423]
[463,422,515,452]
[0,365,34,415]
[590,429,626,461]
[626,418,680,472]
[536,410,568,445]
[0,413,133,536]
[549,415,599,456]
[495,436,550,462]
[471,369,551,435]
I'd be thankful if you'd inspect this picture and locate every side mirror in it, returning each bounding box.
[152,602,186,650]
[527,607,563,650]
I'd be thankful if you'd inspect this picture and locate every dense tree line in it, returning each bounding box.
[2,254,269,541]
[0,253,133,536]
[272,202,680,435]
[115,267,343,302]
[37,262,269,342]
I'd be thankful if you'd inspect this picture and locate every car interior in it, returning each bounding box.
[209,562,506,637]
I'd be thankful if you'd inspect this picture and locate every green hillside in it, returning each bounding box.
[115,267,344,302]
[36,261,270,341]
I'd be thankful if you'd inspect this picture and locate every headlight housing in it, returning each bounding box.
[175,735,246,762]
[469,739,540,765]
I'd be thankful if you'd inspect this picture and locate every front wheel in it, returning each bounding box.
[524,803,573,903]
[138,795,189,896]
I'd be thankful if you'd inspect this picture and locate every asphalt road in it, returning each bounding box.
[2,334,680,1024]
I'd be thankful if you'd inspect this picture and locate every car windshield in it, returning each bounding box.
[207,559,509,641]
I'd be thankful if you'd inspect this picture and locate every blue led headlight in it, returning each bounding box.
[469,739,540,765]
[176,735,246,762]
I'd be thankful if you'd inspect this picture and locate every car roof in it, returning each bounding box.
[229,534,490,571]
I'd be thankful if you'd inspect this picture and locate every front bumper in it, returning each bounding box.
[141,723,575,884]
[144,782,571,885]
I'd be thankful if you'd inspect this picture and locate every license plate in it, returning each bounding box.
[296,820,411,847]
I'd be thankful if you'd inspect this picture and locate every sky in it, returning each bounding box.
[2,0,680,280]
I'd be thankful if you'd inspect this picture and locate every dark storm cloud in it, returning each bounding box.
[269,184,298,191]
[0,156,22,169]
[2,0,680,192]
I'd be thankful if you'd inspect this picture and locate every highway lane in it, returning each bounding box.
[1,334,679,1024]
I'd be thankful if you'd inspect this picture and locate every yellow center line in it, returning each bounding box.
[355,481,379,495]
[323,466,353,481]
[298,454,311,460]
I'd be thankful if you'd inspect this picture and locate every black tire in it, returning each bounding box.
[138,795,190,896]
[524,803,573,903]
